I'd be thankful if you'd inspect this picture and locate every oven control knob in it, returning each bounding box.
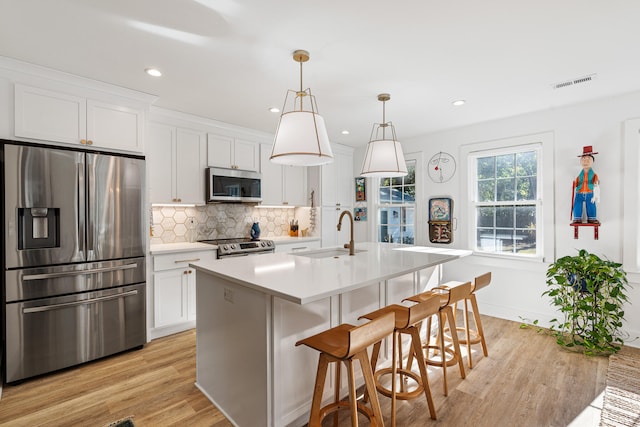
[222,245,228,250]
[261,242,266,247]
[231,244,236,250]
[267,241,273,246]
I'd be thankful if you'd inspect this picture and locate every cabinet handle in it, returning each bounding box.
[172,198,182,203]
[87,140,93,145]
[175,258,200,263]
[283,201,289,205]
[81,139,87,145]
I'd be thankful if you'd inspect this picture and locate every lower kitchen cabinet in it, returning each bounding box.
[273,239,321,253]
[151,248,216,339]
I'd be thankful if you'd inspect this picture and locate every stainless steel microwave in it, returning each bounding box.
[206,167,262,203]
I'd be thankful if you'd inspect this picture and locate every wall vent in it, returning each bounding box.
[553,74,597,89]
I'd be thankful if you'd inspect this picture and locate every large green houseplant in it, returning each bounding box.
[544,249,629,355]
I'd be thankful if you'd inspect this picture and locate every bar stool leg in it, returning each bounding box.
[356,350,386,427]
[346,359,358,427]
[470,293,488,357]
[309,354,330,427]
[333,359,341,427]
[409,326,437,419]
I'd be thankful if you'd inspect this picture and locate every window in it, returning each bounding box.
[473,149,539,255]
[377,159,416,244]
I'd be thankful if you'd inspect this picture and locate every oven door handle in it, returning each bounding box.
[22,289,139,314]
[22,263,138,281]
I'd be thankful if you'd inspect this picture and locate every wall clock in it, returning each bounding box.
[428,152,456,183]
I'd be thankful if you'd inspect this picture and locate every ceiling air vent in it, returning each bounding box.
[552,74,597,89]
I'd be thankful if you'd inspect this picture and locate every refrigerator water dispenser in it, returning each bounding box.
[17,207,60,249]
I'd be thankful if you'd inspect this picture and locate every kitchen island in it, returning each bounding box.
[190,242,470,427]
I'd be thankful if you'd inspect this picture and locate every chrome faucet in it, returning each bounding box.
[337,210,355,255]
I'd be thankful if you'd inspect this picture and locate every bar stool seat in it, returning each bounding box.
[295,311,395,427]
[358,295,440,425]
[404,281,472,396]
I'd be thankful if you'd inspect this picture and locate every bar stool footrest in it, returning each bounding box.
[373,367,425,400]
[318,400,381,426]
[424,344,459,368]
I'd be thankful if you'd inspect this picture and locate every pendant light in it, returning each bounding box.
[270,50,334,166]
[360,93,407,177]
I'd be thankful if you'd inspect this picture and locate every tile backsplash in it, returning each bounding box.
[150,205,316,245]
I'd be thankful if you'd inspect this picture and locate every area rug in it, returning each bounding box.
[104,416,135,427]
[600,347,640,426]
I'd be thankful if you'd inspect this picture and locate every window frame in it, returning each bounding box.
[461,132,554,262]
[374,154,420,246]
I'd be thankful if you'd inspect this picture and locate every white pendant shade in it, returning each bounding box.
[270,110,333,166]
[360,93,408,178]
[360,138,408,177]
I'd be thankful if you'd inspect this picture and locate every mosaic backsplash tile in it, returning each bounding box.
[150,205,316,245]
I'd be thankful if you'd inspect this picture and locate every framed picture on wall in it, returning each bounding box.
[355,177,366,201]
[354,207,367,221]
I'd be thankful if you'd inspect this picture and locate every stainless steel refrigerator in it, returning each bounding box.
[2,141,146,383]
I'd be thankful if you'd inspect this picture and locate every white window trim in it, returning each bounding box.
[459,132,555,262]
[623,118,640,275]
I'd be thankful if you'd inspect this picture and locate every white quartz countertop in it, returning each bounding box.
[150,242,217,254]
[269,236,321,243]
[190,242,471,304]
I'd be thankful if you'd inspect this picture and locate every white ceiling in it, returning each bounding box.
[2,0,640,147]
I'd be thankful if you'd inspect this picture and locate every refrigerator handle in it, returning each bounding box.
[22,289,139,314]
[22,263,138,281]
[77,159,86,257]
[86,158,94,253]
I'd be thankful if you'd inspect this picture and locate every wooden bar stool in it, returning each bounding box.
[456,272,491,369]
[358,294,440,426]
[404,281,471,396]
[295,312,395,427]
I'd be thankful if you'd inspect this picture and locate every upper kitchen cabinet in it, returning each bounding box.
[148,123,207,204]
[315,144,354,208]
[14,84,145,153]
[260,144,308,206]
[207,133,259,172]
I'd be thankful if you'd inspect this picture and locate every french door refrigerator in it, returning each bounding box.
[2,141,146,383]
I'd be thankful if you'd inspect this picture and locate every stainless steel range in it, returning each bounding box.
[200,238,275,258]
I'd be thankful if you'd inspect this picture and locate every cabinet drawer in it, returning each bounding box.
[153,250,216,271]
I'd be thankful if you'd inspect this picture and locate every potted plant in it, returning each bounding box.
[544,249,629,355]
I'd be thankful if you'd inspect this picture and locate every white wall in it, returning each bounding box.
[356,90,640,347]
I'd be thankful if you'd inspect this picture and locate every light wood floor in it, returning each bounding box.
[0,316,612,427]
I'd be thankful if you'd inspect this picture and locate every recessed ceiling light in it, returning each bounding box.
[145,68,162,77]
[452,99,466,106]
[269,107,280,113]
[341,130,350,135]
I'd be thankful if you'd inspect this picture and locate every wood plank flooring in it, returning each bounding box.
[0,316,611,426]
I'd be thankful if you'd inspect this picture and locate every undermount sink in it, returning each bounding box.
[294,248,367,259]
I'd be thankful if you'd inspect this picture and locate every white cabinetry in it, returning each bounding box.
[309,145,354,247]
[208,133,259,171]
[14,84,145,153]
[151,248,216,339]
[274,239,321,253]
[260,144,308,206]
[148,123,207,204]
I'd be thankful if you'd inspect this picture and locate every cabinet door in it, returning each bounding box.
[14,84,86,145]
[260,144,283,205]
[320,158,338,206]
[86,100,144,152]
[148,123,175,204]
[336,151,354,207]
[283,165,307,206]
[175,128,206,204]
[207,134,233,168]
[234,138,259,171]
[154,269,188,327]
